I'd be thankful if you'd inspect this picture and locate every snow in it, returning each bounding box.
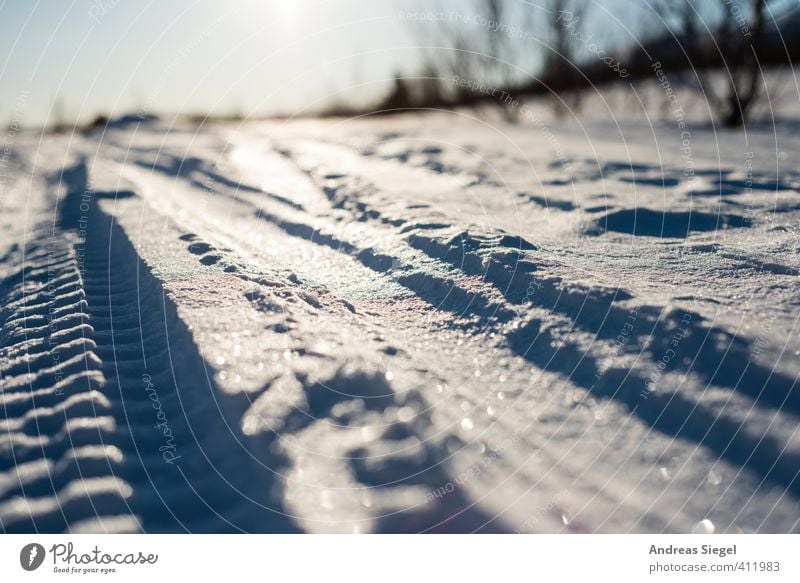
[1,110,798,533]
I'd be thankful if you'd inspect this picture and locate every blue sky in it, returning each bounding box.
[0,0,430,125]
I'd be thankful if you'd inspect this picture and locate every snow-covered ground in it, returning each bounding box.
[1,111,799,533]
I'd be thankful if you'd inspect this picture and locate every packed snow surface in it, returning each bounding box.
[1,112,799,533]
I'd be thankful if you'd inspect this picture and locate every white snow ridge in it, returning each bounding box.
[1,115,799,533]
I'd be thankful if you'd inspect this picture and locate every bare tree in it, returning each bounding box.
[655,0,772,127]
[541,0,590,117]
[716,0,770,126]
[48,97,71,134]
[404,0,531,120]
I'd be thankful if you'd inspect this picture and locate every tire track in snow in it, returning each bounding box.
[2,160,297,532]
[272,139,800,503]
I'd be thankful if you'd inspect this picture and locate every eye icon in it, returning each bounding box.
[20,543,46,571]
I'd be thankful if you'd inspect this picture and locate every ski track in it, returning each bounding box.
[1,117,799,533]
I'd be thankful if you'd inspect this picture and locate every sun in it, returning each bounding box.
[274,2,300,26]
[242,0,302,32]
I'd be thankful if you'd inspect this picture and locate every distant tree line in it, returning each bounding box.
[368,0,796,127]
